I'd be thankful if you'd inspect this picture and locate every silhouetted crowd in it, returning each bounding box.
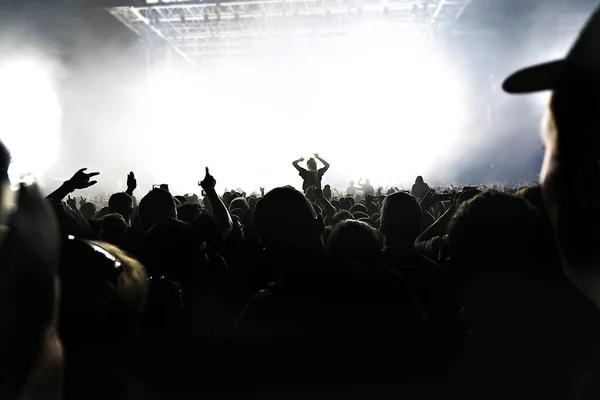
[4,141,594,400]
[9,5,600,396]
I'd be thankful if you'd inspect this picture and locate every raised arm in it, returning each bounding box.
[292,157,306,173]
[314,153,330,173]
[416,205,454,243]
[125,171,136,197]
[125,171,138,207]
[200,167,233,241]
[314,188,336,225]
[46,168,99,201]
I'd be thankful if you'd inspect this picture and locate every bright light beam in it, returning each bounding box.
[0,59,62,179]
[133,26,464,193]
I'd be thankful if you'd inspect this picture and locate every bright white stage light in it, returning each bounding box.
[0,59,62,180]
[135,26,464,193]
[314,25,465,188]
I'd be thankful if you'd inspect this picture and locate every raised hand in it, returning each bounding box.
[314,153,319,159]
[66,195,77,210]
[299,157,305,162]
[420,189,436,209]
[79,196,86,206]
[66,168,99,191]
[200,167,216,193]
[126,171,137,194]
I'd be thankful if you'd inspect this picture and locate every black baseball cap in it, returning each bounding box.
[503,6,600,94]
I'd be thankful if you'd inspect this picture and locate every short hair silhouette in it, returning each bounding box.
[379,192,422,243]
[139,188,177,231]
[327,220,382,265]
[253,186,321,249]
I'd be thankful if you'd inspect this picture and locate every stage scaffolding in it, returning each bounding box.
[107,0,471,65]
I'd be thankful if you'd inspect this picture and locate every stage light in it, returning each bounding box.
[0,59,61,180]
[132,25,464,193]
[317,25,465,186]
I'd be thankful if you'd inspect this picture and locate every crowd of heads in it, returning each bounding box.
[6,6,600,399]
[1,154,589,399]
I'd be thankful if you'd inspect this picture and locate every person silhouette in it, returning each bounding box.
[292,154,330,193]
[358,178,374,196]
[453,6,600,400]
[503,5,600,303]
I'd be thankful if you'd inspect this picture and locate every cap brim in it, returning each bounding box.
[502,60,565,94]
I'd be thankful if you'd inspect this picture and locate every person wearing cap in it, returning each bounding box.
[504,6,600,307]
[447,6,600,400]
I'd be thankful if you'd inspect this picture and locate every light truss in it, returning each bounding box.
[107,0,471,63]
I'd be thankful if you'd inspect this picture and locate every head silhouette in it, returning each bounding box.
[323,184,332,200]
[99,213,128,246]
[331,210,354,227]
[350,204,368,215]
[248,196,258,210]
[142,218,207,284]
[96,206,110,220]
[503,6,600,275]
[59,239,147,347]
[253,186,324,251]
[138,188,177,231]
[307,158,317,172]
[229,197,249,212]
[177,202,202,223]
[447,190,543,274]
[108,192,133,222]
[326,220,382,265]
[541,91,600,271]
[80,202,97,220]
[339,197,354,210]
[59,239,147,397]
[379,192,422,248]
